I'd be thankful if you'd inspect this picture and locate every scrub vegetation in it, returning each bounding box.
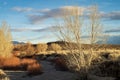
[0,5,120,80]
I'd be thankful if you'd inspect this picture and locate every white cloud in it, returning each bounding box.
[105,28,120,33]
[12,7,33,12]
[28,6,85,24]
[35,8,51,13]
[12,6,120,24]
[11,26,58,32]
[12,6,85,24]
[27,6,120,24]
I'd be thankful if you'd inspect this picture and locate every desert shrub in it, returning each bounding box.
[98,60,120,78]
[0,22,13,58]
[0,57,5,68]
[12,51,20,57]
[108,53,120,60]
[52,57,68,71]
[2,56,21,70]
[62,53,95,72]
[100,52,110,60]
[50,43,62,53]
[18,42,35,56]
[27,63,43,75]
[36,43,48,53]
[25,42,35,55]
[15,44,25,51]
[21,58,37,69]
[13,44,21,51]
[21,58,37,65]
[19,51,27,58]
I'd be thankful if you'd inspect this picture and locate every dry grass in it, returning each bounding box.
[0,22,13,58]
[36,43,48,53]
[50,43,62,53]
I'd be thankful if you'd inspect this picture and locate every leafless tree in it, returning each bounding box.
[55,6,89,79]
[55,5,104,80]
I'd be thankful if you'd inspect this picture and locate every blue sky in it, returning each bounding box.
[0,0,120,44]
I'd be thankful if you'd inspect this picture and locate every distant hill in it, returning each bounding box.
[12,41,25,44]
[47,41,120,50]
[12,40,120,50]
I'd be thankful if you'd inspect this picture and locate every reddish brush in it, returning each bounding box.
[13,51,20,57]
[2,56,21,70]
[0,57,5,67]
[21,58,37,65]
[21,58,37,70]
[27,63,43,75]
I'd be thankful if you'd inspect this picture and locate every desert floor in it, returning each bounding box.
[5,60,76,80]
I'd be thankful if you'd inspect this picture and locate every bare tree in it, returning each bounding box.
[0,22,13,58]
[55,5,103,80]
[55,6,89,79]
[89,5,101,44]
[88,5,107,63]
[89,5,107,50]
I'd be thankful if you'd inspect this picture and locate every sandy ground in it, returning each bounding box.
[5,61,76,80]
[4,59,117,80]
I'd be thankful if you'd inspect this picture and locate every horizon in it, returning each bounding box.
[0,0,120,44]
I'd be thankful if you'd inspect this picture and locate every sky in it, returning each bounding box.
[0,0,120,44]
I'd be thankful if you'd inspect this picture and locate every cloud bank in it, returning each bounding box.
[12,7,33,12]
[12,6,120,24]
[12,6,85,24]
[105,28,120,33]
[102,11,120,20]
[11,26,58,32]
[28,6,85,24]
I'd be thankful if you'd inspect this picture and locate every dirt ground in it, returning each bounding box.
[5,60,76,80]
